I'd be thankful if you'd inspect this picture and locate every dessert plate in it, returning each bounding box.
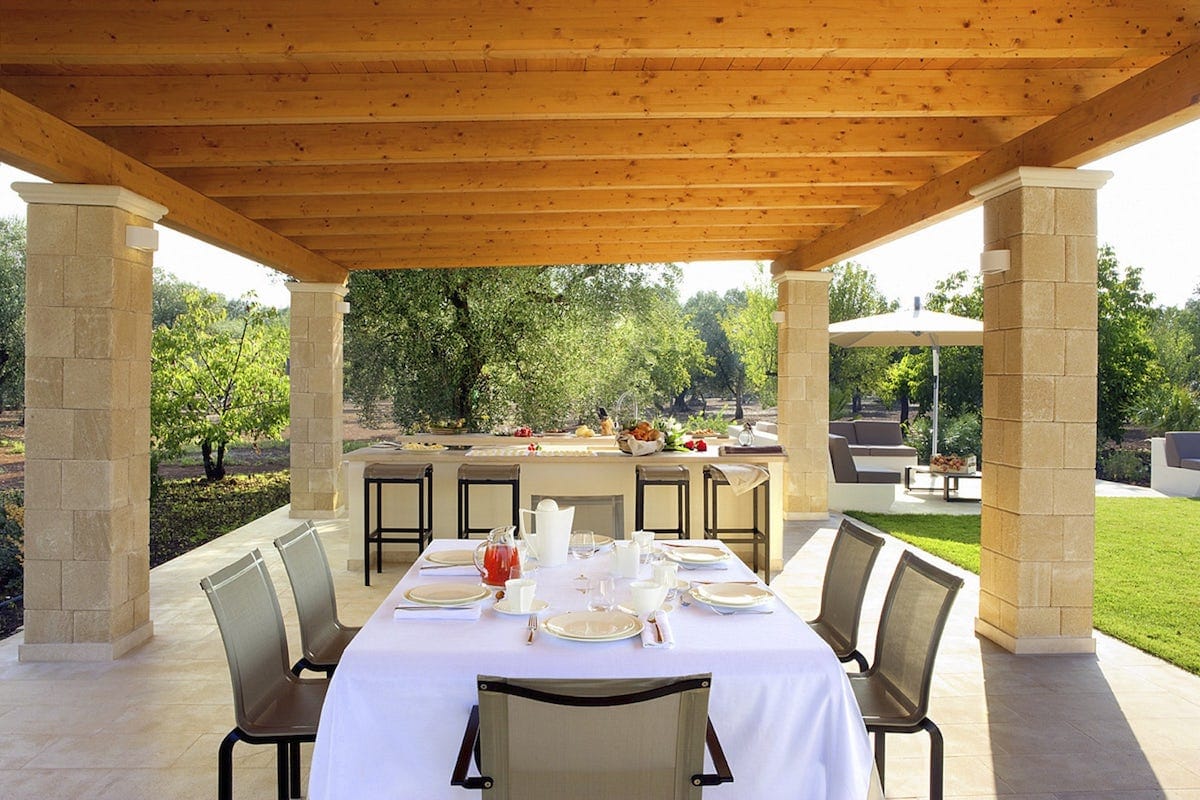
[403,583,489,606]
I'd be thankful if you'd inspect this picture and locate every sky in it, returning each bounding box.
[2,118,1197,310]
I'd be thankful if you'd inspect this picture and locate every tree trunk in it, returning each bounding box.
[899,394,910,424]
[202,440,227,481]
[733,376,745,420]
[851,390,862,415]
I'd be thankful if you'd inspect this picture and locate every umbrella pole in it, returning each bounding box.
[931,346,941,458]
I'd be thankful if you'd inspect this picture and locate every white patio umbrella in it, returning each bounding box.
[828,297,982,456]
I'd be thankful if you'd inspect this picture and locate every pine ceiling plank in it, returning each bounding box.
[163,155,962,197]
[3,2,1194,62]
[82,117,1037,168]
[0,68,1133,125]
[223,186,897,219]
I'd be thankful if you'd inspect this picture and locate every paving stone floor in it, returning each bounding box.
[0,501,1196,799]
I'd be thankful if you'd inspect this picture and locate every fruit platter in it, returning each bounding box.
[929,453,967,473]
[616,421,665,456]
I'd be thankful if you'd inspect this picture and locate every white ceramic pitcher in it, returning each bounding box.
[518,498,574,567]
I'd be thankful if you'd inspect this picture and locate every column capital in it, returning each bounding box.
[969,167,1112,203]
[286,281,349,298]
[772,269,832,286]
[11,182,168,221]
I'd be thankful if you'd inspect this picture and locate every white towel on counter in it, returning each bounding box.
[393,603,482,621]
[709,463,770,496]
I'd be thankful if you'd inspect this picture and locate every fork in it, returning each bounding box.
[706,604,774,616]
[525,613,538,645]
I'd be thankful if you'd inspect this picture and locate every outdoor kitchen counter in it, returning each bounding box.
[342,438,786,574]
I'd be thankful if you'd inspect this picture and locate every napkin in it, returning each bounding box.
[417,564,480,577]
[641,612,675,649]
[707,463,770,496]
[393,603,482,621]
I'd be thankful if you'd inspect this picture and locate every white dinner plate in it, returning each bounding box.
[542,611,643,642]
[425,550,476,566]
[616,602,676,616]
[687,589,775,612]
[493,598,550,616]
[663,546,731,565]
[693,582,773,607]
[403,583,490,606]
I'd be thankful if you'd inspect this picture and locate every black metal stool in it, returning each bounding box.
[457,463,521,539]
[702,464,770,580]
[634,464,691,539]
[363,462,433,586]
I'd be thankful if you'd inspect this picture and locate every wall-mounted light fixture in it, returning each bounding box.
[337,301,351,314]
[979,249,1011,274]
[125,225,159,252]
[770,310,786,324]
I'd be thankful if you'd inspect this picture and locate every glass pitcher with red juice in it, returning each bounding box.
[473,525,521,587]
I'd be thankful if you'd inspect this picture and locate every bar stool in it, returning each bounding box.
[702,464,770,580]
[634,464,690,539]
[457,463,521,539]
[362,462,433,586]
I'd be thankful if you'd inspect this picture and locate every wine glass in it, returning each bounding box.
[569,530,597,560]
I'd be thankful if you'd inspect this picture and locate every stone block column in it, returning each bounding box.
[774,270,832,520]
[969,167,1111,654]
[288,282,348,517]
[15,183,165,661]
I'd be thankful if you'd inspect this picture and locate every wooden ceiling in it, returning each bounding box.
[1,2,1198,285]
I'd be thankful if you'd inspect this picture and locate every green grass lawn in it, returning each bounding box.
[849,498,1200,675]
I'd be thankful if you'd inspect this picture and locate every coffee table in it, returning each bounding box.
[904,464,981,502]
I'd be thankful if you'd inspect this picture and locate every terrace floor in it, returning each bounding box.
[0,498,1197,799]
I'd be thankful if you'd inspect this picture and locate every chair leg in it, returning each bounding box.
[363,479,371,586]
[289,740,302,799]
[218,729,240,800]
[873,729,886,791]
[276,741,288,800]
[920,717,945,800]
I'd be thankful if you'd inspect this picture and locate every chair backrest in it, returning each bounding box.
[828,434,860,483]
[814,519,886,653]
[853,419,904,446]
[475,674,713,800]
[1164,431,1200,467]
[829,421,858,443]
[274,520,341,663]
[200,549,293,729]
[869,551,964,722]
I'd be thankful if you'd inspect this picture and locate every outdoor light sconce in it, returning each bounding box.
[771,310,786,324]
[125,225,159,252]
[979,249,1011,274]
[337,301,351,314]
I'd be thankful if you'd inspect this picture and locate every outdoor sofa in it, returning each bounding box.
[1150,431,1200,497]
[829,420,918,471]
[827,434,901,513]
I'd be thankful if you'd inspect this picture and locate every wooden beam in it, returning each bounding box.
[341,245,787,270]
[0,89,347,283]
[223,187,898,219]
[2,69,1132,125]
[3,2,1194,61]
[269,208,859,237]
[82,117,1036,167]
[774,41,1200,273]
[301,226,821,251]
[166,157,961,197]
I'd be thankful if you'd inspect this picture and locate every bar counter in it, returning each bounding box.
[341,434,786,573]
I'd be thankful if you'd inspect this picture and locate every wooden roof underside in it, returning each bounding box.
[1,2,1198,285]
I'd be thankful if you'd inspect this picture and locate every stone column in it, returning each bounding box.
[969,167,1111,654]
[287,282,348,517]
[774,270,832,520]
[15,183,164,661]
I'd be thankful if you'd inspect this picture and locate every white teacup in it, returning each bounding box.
[629,579,669,616]
[652,561,679,589]
[612,541,640,578]
[505,578,537,613]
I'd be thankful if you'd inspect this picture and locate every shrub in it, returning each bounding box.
[941,411,983,461]
[1097,447,1150,485]
[904,415,932,462]
[682,410,731,432]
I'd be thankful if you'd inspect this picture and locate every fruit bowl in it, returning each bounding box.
[929,453,967,473]
[616,432,665,456]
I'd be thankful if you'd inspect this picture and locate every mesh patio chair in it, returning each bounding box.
[806,519,886,671]
[274,520,361,676]
[201,549,329,800]
[452,674,733,799]
[849,551,963,800]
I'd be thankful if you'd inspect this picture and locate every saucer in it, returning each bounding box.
[493,598,550,615]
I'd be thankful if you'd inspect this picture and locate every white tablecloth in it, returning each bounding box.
[308,540,874,799]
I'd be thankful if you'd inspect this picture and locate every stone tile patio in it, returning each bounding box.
[0,502,1196,799]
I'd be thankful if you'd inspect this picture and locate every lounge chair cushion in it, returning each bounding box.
[828,435,860,484]
[829,422,858,443]
[857,467,902,485]
[1180,458,1200,472]
[853,420,905,446]
[1164,432,1200,468]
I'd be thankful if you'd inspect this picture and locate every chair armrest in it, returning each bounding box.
[450,705,492,790]
[692,717,735,787]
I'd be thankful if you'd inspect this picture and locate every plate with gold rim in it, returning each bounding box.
[693,582,773,607]
[425,550,476,566]
[403,583,489,606]
[542,611,643,642]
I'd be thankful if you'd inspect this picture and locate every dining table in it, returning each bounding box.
[307,538,876,799]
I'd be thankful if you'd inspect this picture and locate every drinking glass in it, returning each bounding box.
[569,530,597,560]
[632,529,655,564]
[588,576,615,611]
